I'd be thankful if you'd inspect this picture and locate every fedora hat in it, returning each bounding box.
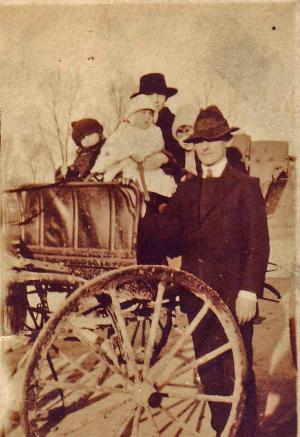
[184,105,239,143]
[131,73,177,99]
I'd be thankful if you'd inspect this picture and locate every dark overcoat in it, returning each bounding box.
[55,141,104,182]
[156,107,185,169]
[154,164,270,313]
[138,163,270,435]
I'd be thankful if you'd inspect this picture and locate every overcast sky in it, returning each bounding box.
[0,2,295,183]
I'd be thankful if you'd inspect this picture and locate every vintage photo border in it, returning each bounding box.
[0,0,299,435]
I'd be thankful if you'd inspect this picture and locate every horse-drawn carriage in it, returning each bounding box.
[2,134,292,436]
[2,179,250,437]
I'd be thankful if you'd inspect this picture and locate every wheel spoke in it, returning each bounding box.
[142,318,147,347]
[196,401,207,432]
[35,364,122,414]
[143,281,165,374]
[37,379,128,395]
[77,296,102,316]
[110,289,140,381]
[66,319,117,366]
[46,345,93,381]
[159,342,232,388]
[45,349,94,380]
[131,319,141,346]
[37,354,106,392]
[144,405,160,436]
[90,392,132,417]
[168,399,205,435]
[173,398,198,415]
[65,319,132,387]
[148,302,209,382]
[112,402,137,437]
[166,391,233,403]
[131,405,143,437]
[34,390,132,429]
[69,313,102,330]
[184,401,202,426]
[158,404,200,437]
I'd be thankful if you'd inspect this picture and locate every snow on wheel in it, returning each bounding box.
[22,265,247,437]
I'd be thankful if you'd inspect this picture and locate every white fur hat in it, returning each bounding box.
[125,94,156,120]
[172,105,199,139]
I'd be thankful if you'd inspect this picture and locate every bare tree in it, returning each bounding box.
[37,68,80,170]
[20,136,48,183]
[35,121,57,173]
[192,79,237,122]
[193,81,214,110]
[108,80,123,129]
[102,72,135,135]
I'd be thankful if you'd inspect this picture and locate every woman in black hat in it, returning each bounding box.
[131,73,185,180]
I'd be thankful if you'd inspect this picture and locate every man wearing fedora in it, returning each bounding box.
[131,73,184,177]
[143,105,269,436]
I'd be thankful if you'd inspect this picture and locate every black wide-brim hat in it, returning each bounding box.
[131,73,177,99]
[184,105,239,143]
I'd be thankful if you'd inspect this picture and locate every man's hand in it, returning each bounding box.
[235,292,257,325]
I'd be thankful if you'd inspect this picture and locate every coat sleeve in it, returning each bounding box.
[154,126,165,153]
[156,182,186,257]
[240,178,270,296]
[92,125,130,172]
[139,182,185,258]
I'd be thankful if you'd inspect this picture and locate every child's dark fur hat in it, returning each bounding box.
[71,118,103,146]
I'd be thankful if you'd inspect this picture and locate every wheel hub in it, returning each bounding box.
[148,391,168,408]
[130,381,168,408]
[131,381,154,406]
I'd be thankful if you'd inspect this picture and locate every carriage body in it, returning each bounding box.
[2,147,290,436]
[3,181,142,278]
[2,181,142,336]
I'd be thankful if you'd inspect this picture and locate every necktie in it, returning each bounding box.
[206,168,213,178]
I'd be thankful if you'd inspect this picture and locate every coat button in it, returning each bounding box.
[198,258,203,264]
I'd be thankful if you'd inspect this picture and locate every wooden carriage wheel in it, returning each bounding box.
[22,266,247,436]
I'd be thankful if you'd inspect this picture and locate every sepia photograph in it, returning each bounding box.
[0,1,297,436]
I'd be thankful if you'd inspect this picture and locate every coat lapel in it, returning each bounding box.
[198,164,238,223]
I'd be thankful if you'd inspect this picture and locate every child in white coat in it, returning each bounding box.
[93,94,179,265]
[93,94,177,201]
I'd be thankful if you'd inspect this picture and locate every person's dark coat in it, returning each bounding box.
[55,142,104,181]
[145,163,269,311]
[138,163,269,435]
[157,107,185,173]
[226,146,247,174]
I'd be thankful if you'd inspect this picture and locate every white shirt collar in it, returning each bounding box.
[202,156,228,178]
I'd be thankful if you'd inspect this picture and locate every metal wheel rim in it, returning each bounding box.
[22,265,247,437]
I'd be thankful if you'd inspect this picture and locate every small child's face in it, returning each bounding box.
[81,132,100,148]
[130,109,154,130]
[176,125,195,151]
